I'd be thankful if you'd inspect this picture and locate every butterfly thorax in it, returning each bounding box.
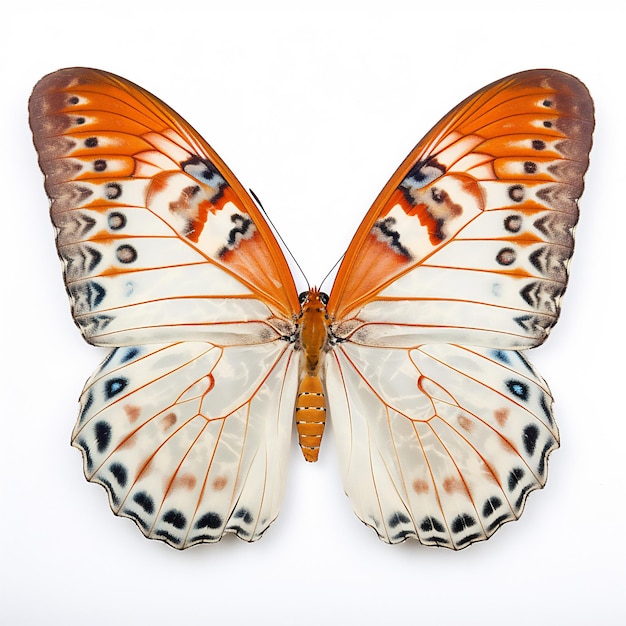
[298,288,330,375]
[295,288,330,462]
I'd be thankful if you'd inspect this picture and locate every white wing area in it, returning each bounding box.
[334,198,576,352]
[326,342,559,549]
[54,184,289,347]
[72,340,298,548]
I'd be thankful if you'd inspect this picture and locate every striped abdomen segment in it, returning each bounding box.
[295,374,326,462]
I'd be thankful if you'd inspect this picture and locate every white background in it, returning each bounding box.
[2,1,624,624]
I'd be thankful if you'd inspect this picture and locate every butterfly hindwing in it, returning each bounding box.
[327,343,557,548]
[74,341,298,548]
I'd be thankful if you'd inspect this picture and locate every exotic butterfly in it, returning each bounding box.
[29,68,593,550]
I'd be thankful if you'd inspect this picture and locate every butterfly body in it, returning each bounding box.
[294,288,331,462]
[30,68,593,549]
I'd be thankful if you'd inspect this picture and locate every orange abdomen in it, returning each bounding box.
[296,374,326,462]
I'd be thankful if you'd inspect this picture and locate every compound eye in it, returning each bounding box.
[319,292,330,306]
[298,291,309,305]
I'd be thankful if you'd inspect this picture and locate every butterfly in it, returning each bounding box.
[29,68,593,550]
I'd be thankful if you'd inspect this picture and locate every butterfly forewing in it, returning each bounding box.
[29,68,299,347]
[329,70,593,350]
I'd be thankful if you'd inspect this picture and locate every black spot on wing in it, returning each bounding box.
[420,516,445,533]
[162,509,187,529]
[78,437,93,471]
[508,468,525,491]
[419,516,449,545]
[108,211,126,230]
[105,377,128,399]
[116,244,137,264]
[188,533,220,543]
[508,185,525,202]
[94,159,107,172]
[123,508,150,531]
[121,347,140,363]
[234,508,254,525]
[482,497,503,517]
[481,496,515,532]
[506,379,529,401]
[372,217,412,260]
[504,214,522,232]
[537,439,555,476]
[226,525,251,538]
[402,156,446,189]
[181,155,222,186]
[523,424,539,455]
[195,512,222,530]
[99,478,120,506]
[388,512,411,529]
[540,394,554,426]
[104,182,122,199]
[491,349,511,364]
[109,462,127,487]
[514,484,534,510]
[94,421,111,453]
[451,513,477,534]
[133,491,154,515]
[450,514,482,547]
[496,247,516,266]
[217,214,256,257]
[155,529,182,545]
[78,390,94,424]
[486,513,513,532]
[456,532,483,548]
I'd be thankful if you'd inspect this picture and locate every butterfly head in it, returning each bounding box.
[298,288,329,310]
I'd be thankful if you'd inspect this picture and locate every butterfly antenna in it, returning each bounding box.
[319,253,345,292]
[249,189,310,289]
